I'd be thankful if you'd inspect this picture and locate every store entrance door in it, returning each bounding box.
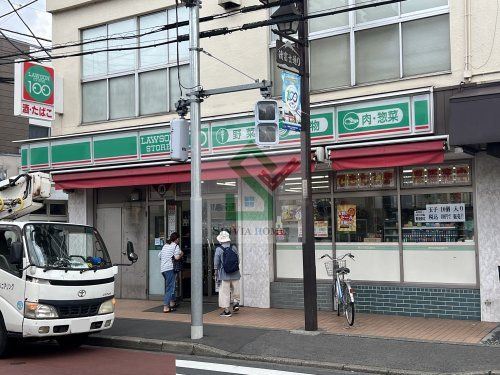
[177,196,238,301]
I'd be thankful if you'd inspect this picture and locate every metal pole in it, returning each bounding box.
[188,0,203,340]
[299,0,318,331]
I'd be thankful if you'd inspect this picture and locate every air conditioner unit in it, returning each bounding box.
[218,0,241,9]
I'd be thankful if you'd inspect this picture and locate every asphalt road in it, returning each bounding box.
[0,341,368,375]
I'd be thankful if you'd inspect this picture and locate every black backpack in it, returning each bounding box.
[221,244,239,274]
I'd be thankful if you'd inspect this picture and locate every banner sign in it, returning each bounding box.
[414,204,466,223]
[281,70,301,131]
[15,62,55,121]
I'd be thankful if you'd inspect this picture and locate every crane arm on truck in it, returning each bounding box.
[0,172,51,220]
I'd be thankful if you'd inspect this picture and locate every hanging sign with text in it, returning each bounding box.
[14,61,56,121]
[281,70,301,131]
[276,40,302,74]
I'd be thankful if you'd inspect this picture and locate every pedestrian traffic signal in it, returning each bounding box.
[255,100,279,146]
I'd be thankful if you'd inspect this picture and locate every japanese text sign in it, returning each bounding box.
[414,204,466,223]
[276,40,301,74]
[15,61,55,121]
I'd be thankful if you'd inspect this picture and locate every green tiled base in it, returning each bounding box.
[271,282,481,321]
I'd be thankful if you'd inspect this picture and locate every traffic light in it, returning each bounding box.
[171,118,190,162]
[255,100,279,146]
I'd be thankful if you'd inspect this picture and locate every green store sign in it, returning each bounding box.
[337,95,430,141]
[211,112,334,150]
[21,93,432,171]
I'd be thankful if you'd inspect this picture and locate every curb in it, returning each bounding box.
[86,335,500,375]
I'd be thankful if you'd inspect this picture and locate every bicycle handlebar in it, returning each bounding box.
[319,253,355,261]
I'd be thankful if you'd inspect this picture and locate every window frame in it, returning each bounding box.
[80,8,189,124]
[269,0,450,94]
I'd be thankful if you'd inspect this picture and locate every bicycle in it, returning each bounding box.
[320,253,356,326]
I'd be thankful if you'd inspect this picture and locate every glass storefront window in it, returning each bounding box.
[276,198,301,242]
[401,192,474,242]
[334,196,398,243]
[313,198,332,242]
[202,179,238,194]
[276,198,333,242]
[277,173,331,195]
[149,205,165,250]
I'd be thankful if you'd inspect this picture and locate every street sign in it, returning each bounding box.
[14,61,56,121]
[276,40,302,75]
[281,71,301,131]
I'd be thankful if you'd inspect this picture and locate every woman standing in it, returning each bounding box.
[159,232,183,313]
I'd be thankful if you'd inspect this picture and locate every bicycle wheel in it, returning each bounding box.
[341,284,355,326]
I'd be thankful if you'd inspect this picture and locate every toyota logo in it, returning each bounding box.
[77,290,86,298]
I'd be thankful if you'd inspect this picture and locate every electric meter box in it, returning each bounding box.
[171,118,190,162]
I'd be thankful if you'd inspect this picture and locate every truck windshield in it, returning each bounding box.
[24,224,112,270]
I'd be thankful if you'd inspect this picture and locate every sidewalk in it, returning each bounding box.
[88,299,500,374]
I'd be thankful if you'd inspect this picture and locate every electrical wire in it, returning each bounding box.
[0,0,37,19]
[0,26,51,42]
[471,0,499,70]
[0,0,296,62]
[0,23,169,61]
[201,49,257,82]
[0,0,404,66]
[0,28,33,60]
[176,0,183,96]
[6,0,51,58]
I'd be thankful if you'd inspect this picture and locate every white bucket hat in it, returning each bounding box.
[216,231,231,243]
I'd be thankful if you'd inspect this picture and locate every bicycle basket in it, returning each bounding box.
[324,261,334,276]
[324,259,346,277]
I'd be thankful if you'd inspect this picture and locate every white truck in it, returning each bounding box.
[0,172,137,356]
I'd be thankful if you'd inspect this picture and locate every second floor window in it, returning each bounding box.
[81,7,189,123]
[270,0,450,95]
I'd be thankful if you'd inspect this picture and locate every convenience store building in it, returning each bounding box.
[25,0,499,323]
[20,85,500,322]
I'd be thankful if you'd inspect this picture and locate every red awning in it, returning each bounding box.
[53,153,302,190]
[330,140,445,171]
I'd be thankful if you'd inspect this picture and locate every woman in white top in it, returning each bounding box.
[158,232,183,313]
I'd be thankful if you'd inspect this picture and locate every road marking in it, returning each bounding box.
[176,360,316,375]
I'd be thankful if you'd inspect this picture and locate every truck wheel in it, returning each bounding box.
[0,318,12,358]
[56,333,89,349]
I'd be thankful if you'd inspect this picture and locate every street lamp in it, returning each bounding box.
[271,0,318,331]
[271,3,300,35]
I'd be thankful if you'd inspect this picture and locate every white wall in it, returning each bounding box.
[67,189,94,225]
[475,153,500,322]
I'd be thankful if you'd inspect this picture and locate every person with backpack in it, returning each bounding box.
[213,230,240,317]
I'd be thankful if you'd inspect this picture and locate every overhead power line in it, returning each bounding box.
[6,0,51,58]
[0,28,33,61]
[0,0,38,19]
[0,0,404,66]
[0,27,51,42]
[0,0,299,61]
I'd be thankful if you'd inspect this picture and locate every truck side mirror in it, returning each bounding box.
[10,241,23,265]
[126,241,138,263]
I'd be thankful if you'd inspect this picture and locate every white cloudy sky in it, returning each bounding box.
[0,0,51,48]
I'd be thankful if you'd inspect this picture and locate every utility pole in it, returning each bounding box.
[298,0,317,331]
[187,0,203,340]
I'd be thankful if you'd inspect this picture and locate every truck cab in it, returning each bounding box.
[0,221,130,355]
